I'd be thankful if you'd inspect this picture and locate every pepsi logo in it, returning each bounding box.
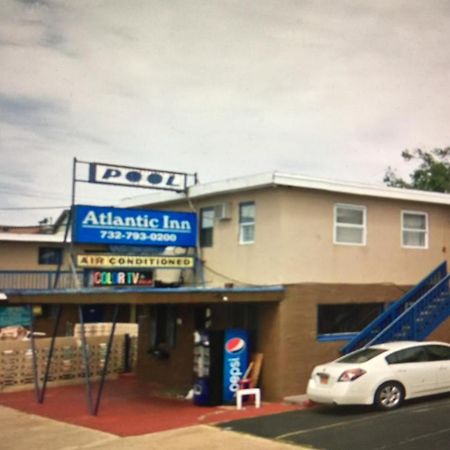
[225,337,246,354]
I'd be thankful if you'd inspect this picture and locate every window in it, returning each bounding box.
[337,348,387,364]
[317,303,384,338]
[424,345,450,361]
[386,346,428,364]
[199,207,214,247]
[402,211,428,249]
[38,247,62,265]
[239,202,255,244]
[334,204,367,245]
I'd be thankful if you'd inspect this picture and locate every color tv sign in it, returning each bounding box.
[73,205,197,247]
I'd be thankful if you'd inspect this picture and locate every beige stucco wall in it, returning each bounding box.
[0,241,66,270]
[1,186,448,287]
[0,241,106,271]
[278,188,449,284]
[168,186,449,286]
[195,189,284,286]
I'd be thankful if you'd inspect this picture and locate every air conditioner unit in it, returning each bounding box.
[214,203,232,220]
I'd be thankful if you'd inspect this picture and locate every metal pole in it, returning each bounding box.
[69,158,77,261]
[54,157,77,289]
[93,304,119,416]
[28,304,41,403]
[78,304,94,415]
[55,156,77,287]
[38,304,62,403]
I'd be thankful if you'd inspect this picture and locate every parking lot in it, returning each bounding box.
[219,393,450,450]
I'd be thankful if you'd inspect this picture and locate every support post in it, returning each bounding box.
[28,304,41,403]
[78,304,94,415]
[39,304,62,403]
[93,304,119,416]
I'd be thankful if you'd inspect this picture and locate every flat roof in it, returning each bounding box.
[2,172,448,244]
[120,171,450,207]
[3,285,285,305]
[0,232,68,243]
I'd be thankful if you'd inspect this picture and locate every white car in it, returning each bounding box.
[307,341,450,410]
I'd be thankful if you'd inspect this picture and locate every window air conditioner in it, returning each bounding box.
[214,203,231,220]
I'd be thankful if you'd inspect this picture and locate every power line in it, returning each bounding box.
[0,206,69,211]
[203,263,262,287]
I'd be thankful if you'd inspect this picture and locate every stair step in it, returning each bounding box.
[340,264,449,354]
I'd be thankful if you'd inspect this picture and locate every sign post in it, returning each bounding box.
[40,158,199,415]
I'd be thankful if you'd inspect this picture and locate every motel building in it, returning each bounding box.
[0,171,449,404]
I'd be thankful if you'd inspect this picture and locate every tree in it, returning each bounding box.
[384,148,450,193]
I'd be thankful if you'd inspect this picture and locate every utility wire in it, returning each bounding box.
[0,206,69,211]
[203,263,272,287]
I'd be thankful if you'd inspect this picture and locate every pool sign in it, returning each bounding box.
[73,205,197,247]
[88,162,189,192]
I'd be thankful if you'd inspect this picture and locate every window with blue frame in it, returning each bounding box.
[317,303,384,341]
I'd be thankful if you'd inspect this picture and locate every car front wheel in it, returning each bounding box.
[374,381,404,410]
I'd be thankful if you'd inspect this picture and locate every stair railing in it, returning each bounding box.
[341,261,447,354]
[365,274,449,346]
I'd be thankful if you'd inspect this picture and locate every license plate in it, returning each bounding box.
[318,373,329,384]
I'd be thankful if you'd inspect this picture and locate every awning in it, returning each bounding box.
[4,285,285,305]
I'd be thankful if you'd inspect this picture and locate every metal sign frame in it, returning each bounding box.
[33,157,199,415]
[81,160,197,193]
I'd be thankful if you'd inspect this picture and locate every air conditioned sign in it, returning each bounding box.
[77,254,194,269]
[73,205,197,247]
[88,162,188,192]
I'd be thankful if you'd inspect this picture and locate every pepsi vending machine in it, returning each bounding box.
[193,329,249,406]
[222,329,249,404]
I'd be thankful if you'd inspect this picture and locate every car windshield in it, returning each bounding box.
[337,348,387,363]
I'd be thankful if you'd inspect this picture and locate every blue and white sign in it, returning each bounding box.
[73,205,197,247]
[222,329,249,403]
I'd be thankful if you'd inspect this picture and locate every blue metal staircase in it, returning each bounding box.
[341,262,450,354]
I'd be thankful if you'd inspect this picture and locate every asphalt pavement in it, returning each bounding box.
[218,393,450,450]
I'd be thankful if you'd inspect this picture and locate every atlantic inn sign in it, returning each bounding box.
[73,205,197,247]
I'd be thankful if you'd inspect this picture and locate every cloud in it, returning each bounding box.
[1,0,450,225]
[0,93,66,128]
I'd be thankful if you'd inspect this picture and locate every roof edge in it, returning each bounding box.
[119,171,450,208]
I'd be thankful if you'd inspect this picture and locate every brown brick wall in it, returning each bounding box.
[272,283,450,399]
[136,305,196,394]
[134,283,450,402]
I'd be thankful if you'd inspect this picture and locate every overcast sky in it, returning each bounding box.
[1,0,450,225]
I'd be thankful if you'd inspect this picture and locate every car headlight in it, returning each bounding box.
[338,368,366,382]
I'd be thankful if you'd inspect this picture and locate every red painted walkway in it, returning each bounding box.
[0,375,304,436]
